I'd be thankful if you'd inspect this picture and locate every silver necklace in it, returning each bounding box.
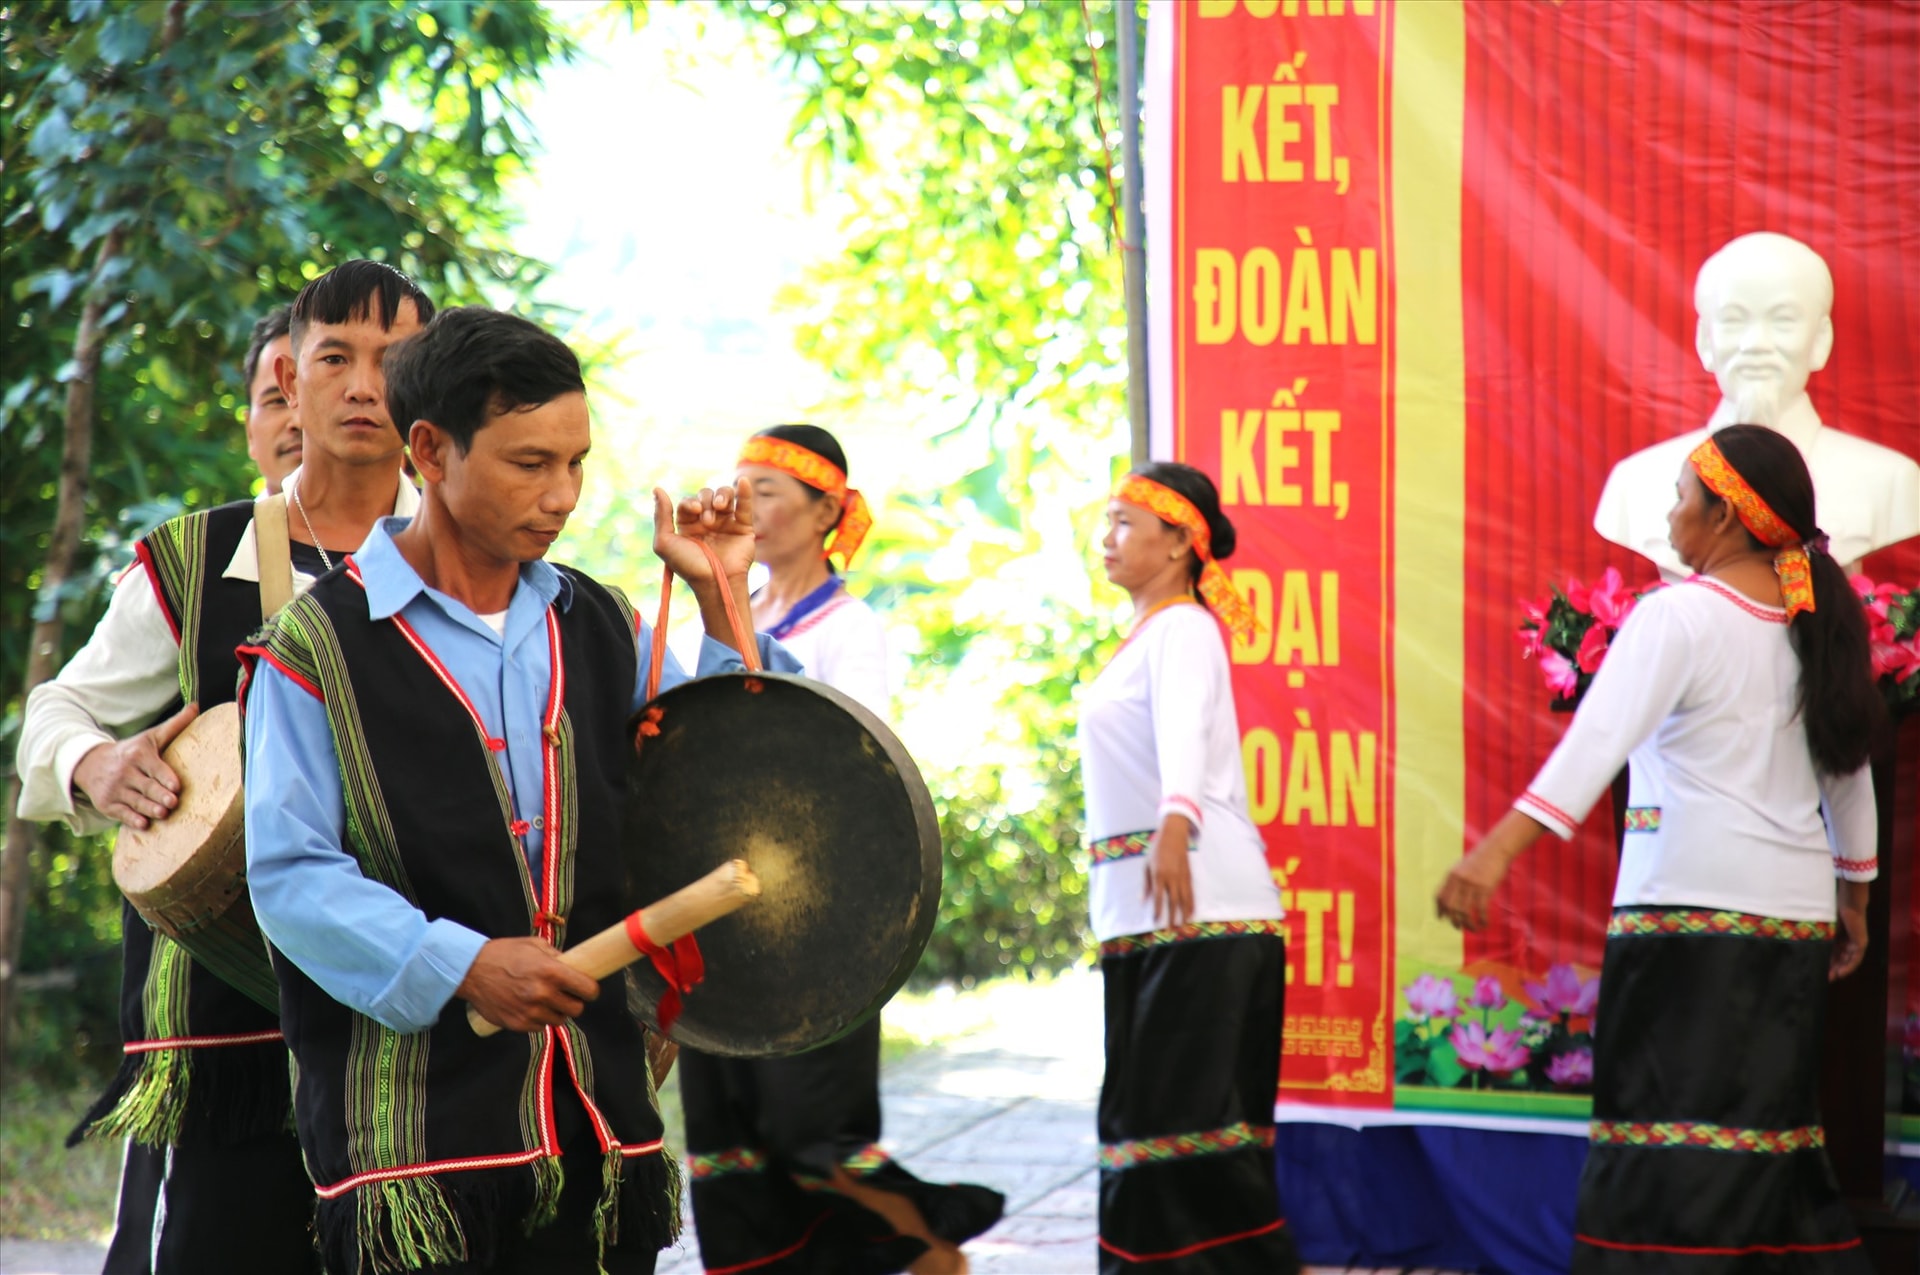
[290,485,332,573]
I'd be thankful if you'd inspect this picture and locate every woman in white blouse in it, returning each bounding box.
[1438,425,1884,1271]
[1081,463,1298,1274]
[678,425,1003,1275]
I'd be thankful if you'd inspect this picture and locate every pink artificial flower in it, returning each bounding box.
[1452,1021,1530,1076]
[1587,567,1634,629]
[1525,964,1599,1018]
[1468,975,1507,1011]
[1871,631,1920,682]
[1564,576,1592,615]
[1575,624,1610,674]
[1546,1048,1594,1087]
[1539,649,1580,698]
[1516,624,1545,659]
[1850,574,1886,618]
[1519,594,1551,627]
[1404,973,1459,1020]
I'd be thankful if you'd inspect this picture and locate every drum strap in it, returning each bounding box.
[254,494,294,619]
[644,539,763,699]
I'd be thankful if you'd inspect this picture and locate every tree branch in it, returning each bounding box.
[0,226,124,1057]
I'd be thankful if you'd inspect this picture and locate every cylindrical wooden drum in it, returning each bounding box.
[624,672,942,1057]
[111,702,279,1010]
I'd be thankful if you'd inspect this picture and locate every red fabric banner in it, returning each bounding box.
[1150,0,1920,1125]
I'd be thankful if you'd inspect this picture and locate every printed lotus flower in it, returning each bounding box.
[1517,1012,1554,1049]
[1575,623,1610,674]
[1547,1048,1594,1088]
[1525,963,1599,1018]
[1451,1021,1530,1076]
[1404,973,1460,1020]
[1467,974,1508,1011]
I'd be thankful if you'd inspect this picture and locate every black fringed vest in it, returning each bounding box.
[73,501,291,1149]
[244,561,676,1272]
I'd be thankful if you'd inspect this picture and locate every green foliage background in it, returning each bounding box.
[2,0,1140,1072]
[725,0,1137,986]
[1,0,586,1075]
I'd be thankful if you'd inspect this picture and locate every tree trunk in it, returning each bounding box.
[0,225,125,1059]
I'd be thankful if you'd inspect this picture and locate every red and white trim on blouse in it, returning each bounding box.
[1835,856,1877,877]
[781,594,855,641]
[1685,576,1788,625]
[1515,790,1579,839]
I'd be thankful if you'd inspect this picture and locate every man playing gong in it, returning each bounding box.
[14,261,432,1274]
[240,305,798,1274]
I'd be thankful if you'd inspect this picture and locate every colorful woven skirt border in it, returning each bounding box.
[1099,918,1289,961]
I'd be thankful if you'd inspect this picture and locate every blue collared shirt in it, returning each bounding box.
[243,518,801,1034]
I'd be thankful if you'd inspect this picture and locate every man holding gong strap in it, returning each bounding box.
[13,260,431,1274]
[240,305,799,1275]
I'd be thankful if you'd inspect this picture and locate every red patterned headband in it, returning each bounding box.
[739,435,873,569]
[1687,436,1816,619]
[1113,474,1262,641]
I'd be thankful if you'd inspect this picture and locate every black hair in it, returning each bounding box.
[383,307,585,452]
[751,424,851,539]
[241,305,291,392]
[1708,423,1885,774]
[288,259,435,353]
[1131,460,1237,583]
[754,424,850,489]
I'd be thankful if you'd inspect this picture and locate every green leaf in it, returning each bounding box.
[1426,1042,1467,1088]
[96,12,156,66]
[26,110,78,164]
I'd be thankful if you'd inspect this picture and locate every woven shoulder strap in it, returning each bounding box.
[254,494,294,619]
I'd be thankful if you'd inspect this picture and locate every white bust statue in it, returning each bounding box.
[1592,231,1920,578]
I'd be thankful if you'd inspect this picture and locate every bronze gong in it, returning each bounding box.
[622,672,941,1057]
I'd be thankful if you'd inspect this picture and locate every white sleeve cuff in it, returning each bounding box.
[1833,855,1878,884]
[21,731,118,835]
[1157,794,1205,831]
[1515,790,1579,841]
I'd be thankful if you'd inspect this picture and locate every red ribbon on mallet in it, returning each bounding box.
[623,910,706,1033]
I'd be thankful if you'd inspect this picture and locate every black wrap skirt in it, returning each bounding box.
[1571,906,1870,1273]
[679,1016,1004,1273]
[1098,922,1299,1273]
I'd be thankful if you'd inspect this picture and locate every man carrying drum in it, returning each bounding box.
[239,305,799,1275]
[13,261,432,1274]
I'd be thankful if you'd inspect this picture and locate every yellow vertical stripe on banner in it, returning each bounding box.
[1390,0,1467,993]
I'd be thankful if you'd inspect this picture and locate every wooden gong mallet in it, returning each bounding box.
[468,858,762,1037]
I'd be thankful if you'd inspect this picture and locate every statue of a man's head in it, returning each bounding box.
[1693,232,1834,426]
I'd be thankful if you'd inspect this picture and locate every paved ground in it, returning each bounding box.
[4,972,1459,1274]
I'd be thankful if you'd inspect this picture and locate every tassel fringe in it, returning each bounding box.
[72,1046,190,1148]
